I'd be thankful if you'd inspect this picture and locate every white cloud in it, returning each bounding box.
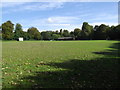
[22,22,118,32]
[15,16,80,31]
[37,24,81,31]
[19,16,80,25]
[14,14,118,32]
[22,28,28,32]
[1,0,36,2]
[22,2,64,11]
[47,16,80,24]
[22,24,80,32]
[2,2,64,14]
[18,17,81,31]
[46,24,71,26]
[2,2,26,8]
[90,14,118,21]
[48,18,54,23]
[90,22,118,26]
[16,17,118,32]
[1,0,119,2]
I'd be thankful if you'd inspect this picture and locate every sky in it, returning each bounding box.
[1,1,118,32]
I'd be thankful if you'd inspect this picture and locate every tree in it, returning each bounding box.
[52,34,61,40]
[21,31,30,40]
[94,25,99,31]
[55,30,59,34]
[80,30,89,40]
[0,26,1,31]
[2,20,14,40]
[70,31,75,37]
[81,22,93,40]
[59,29,63,36]
[74,28,81,40]
[27,27,41,40]
[93,25,99,39]
[115,24,120,40]
[94,24,110,40]
[62,30,70,37]
[0,26,2,40]
[34,32,41,40]
[108,25,120,40]
[14,23,23,40]
[2,20,120,40]
[41,31,52,40]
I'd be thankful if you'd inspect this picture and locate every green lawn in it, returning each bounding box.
[2,40,120,88]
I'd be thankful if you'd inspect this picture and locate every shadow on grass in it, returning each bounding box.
[11,42,120,88]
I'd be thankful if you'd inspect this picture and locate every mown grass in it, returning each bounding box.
[2,40,120,88]
[0,40,2,89]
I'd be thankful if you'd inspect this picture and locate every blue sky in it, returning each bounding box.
[2,2,118,31]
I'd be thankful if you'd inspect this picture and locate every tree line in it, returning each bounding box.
[0,20,120,40]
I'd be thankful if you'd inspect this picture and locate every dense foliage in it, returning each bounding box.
[2,21,14,40]
[1,20,120,40]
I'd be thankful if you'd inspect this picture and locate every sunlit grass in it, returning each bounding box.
[2,40,119,88]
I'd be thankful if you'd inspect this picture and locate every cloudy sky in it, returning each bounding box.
[1,1,118,31]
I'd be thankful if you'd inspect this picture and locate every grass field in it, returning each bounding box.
[2,40,120,88]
